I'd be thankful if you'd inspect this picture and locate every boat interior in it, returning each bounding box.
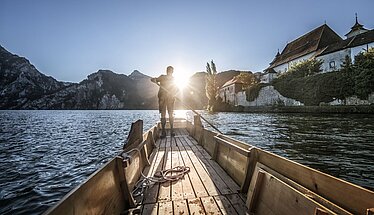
[45,117,374,215]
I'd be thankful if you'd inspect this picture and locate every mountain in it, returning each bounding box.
[0,45,244,109]
[22,69,160,109]
[0,45,66,109]
[129,70,158,107]
[0,45,158,109]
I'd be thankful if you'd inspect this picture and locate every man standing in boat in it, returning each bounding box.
[151,66,178,138]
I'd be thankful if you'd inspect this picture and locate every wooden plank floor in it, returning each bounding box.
[141,128,247,215]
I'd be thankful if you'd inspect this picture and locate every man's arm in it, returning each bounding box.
[151,76,161,84]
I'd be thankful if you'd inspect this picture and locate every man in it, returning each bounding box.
[151,66,177,138]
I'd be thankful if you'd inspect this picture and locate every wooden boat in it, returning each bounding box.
[44,116,374,215]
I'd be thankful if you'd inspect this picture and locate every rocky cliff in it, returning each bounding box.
[0,45,158,109]
[0,45,241,109]
[0,45,67,109]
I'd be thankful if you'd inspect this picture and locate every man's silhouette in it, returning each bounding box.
[151,66,177,138]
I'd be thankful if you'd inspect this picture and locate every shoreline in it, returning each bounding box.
[216,105,374,114]
[1,106,374,114]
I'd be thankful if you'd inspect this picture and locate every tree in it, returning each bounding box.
[205,60,218,111]
[287,58,323,78]
[339,55,355,100]
[353,47,374,99]
[235,72,259,89]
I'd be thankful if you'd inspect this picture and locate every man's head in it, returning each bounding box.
[166,66,174,75]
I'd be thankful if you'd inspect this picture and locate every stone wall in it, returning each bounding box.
[237,86,303,107]
[327,93,374,105]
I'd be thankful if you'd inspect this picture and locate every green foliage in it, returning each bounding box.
[273,49,374,105]
[339,55,355,99]
[285,59,323,78]
[273,71,342,105]
[353,48,374,99]
[205,60,218,110]
[235,72,259,88]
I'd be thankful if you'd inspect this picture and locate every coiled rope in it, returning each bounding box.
[122,148,190,205]
[132,166,190,200]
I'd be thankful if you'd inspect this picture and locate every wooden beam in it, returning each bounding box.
[248,170,265,214]
[367,208,374,215]
[315,208,329,215]
[256,162,352,215]
[256,149,374,214]
[123,120,143,150]
[240,148,258,193]
[246,168,336,215]
[214,136,250,157]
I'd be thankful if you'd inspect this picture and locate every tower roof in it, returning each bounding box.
[345,13,368,37]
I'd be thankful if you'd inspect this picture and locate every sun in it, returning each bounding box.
[173,70,190,90]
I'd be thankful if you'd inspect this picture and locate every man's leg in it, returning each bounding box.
[159,97,167,138]
[167,98,175,137]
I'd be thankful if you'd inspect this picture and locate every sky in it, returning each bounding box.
[1,0,373,82]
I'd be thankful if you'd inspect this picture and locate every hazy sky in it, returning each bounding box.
[1,0,373,82]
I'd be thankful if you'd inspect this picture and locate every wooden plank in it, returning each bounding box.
[226,194,248,215]
[143,139,166,204]
[247,167,336,215]
[214,195,238,215]
[201,129,217,157]
[201,196,222,214]
[367,208,374,215]
[180,128,189,135]
[176,137,208,198]
[124,119,143,150]
[158,201,173,214]
[256,149,374,215]
[173,200,189,215]
[142,203,158,215]
[185,136,240,193]
[180,136,232,195]
[158,144,172,202]
[215,136,250,156]
[256,162,352,215]
[170,135,178,148]
[164,135,171,148]
[182,144,220,196]
[248,170,265,213]
[172,141,195,200]
[187,198,205,215]
[44,157,126,215]
[171,146,184,201]
[206,160,240,193]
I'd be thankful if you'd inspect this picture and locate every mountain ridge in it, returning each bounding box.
[0,45,241,109]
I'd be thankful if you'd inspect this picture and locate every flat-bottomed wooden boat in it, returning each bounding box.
[44,117,374,215]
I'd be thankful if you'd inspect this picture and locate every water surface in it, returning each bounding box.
[0,110,373,214]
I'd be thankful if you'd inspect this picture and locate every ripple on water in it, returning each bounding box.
[1,110,374,214]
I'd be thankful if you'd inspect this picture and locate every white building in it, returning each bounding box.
[266,15,373,76]
[218,78,245,105]
[316,17,374,72]
[267,24,342,75]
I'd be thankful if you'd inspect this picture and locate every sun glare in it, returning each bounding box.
[174,70,190,90]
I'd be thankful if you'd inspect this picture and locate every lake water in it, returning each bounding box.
[0,110,373,214]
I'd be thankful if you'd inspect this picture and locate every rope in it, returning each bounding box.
[122,147,190,205]
[132,166,190,204]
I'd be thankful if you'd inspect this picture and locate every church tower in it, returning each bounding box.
[345,13,368,38]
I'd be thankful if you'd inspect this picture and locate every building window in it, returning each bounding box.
[284,68,287,72]
[329,61,336,69]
